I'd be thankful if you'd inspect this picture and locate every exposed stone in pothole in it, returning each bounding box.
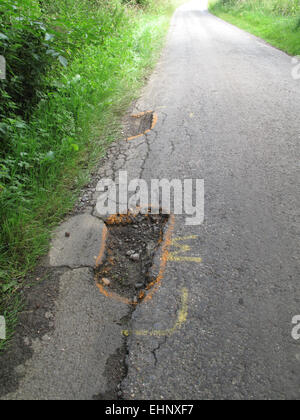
[95,211,169,303]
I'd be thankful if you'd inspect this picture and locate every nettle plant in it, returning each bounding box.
[0,0,127,193]
[0,0,67,124]
[0,0,69,193]
[0,0,124,146]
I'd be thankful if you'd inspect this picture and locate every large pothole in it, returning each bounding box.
[95,211,169,304]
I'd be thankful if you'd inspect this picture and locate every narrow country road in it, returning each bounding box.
[1,0,299,400]
[122,0,300,399]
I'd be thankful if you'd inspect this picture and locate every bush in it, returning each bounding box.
[0,1,126,149]
[1,2,48,117]
[0,0,69,157]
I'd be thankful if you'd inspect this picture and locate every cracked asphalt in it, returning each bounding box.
[1,0,299,400]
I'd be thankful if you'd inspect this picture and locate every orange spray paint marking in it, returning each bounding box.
[127,111,158,141]
[94,212,175,306]
[96,283,134,306]
[95,225,108,267]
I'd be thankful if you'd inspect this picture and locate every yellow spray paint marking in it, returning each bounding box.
[122,288,188,337]
[168,235,202,263]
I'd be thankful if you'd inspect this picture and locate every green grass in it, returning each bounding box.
[209,0,300,56]
[0,0,185,351]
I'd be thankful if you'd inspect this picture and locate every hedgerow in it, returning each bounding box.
[0,0,184,350]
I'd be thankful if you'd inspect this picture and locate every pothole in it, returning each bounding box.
[95,210,169,304]
[127,111,157,141]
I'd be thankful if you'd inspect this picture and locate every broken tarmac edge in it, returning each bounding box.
[0,207,175,399]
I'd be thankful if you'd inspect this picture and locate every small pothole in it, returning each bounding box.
[126,111,157,140]
[95,210,169,304]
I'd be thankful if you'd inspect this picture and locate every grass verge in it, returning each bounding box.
[0,0,185,351]
[209,0,300,56]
